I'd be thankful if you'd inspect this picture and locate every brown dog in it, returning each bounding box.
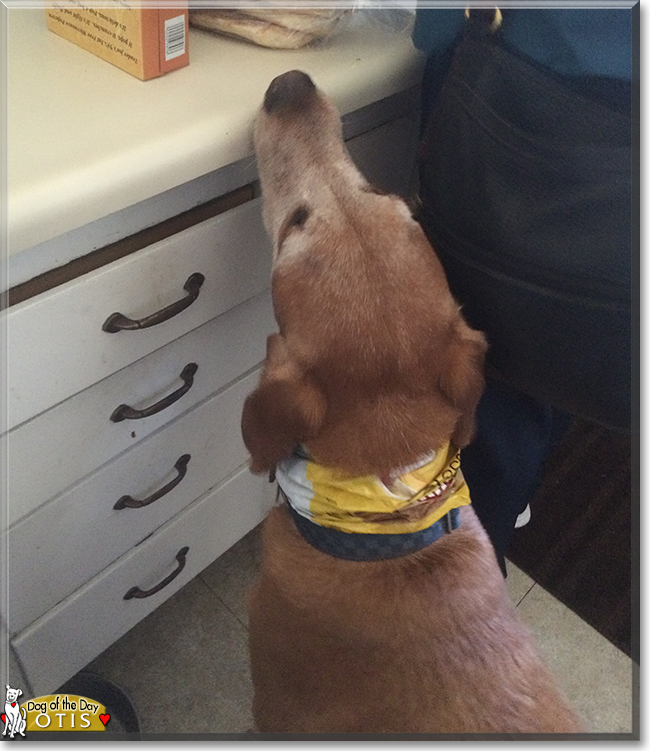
[242,70,582,734]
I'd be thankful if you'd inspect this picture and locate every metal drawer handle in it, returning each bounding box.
[114,454,191,510]
[102,273,205,333]
[124,546,189,600]
[110,363,198,422]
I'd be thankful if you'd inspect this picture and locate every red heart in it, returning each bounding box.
[99,714,110,726]
[1,713,5,724]
[11,703,16,708]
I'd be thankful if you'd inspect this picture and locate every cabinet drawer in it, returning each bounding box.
[6,291,274,527]
[12,465,275,697]
[6,197,271,431]
[8,368,263,634]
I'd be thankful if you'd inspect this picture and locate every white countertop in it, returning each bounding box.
[7,9,424,263]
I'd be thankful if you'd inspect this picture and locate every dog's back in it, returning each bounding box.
[249,505,581,733]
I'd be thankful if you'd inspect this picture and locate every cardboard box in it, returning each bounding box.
[46,1,189,81]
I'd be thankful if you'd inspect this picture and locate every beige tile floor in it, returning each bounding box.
[78,524,634,736]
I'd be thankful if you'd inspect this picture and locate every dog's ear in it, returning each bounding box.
[242,335,326,474]
[437,319,488,448]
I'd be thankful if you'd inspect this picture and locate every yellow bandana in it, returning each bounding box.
[275,442,471,536]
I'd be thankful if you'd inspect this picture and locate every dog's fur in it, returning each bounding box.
[242,70,582,733]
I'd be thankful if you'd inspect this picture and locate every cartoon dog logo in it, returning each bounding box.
[2,685,27,739]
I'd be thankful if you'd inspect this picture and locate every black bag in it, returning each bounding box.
[418,13,633,432]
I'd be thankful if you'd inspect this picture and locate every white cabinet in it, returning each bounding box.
[14,466,273,697]
[6,292,274,525]
[4,193,278,695]
[6,198,271,432]
[4,101,420,696]
[9,369,265,635]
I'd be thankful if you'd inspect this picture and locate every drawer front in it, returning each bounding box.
[6,197,271,431]
[13,465,275,697]
[8,368,263,634]
[7,291,275,527]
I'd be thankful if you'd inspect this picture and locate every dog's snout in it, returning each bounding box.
[263,70,317,114]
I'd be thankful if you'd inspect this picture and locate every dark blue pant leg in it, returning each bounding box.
[460,379,569,575]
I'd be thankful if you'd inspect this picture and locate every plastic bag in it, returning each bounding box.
[189,6,351,50]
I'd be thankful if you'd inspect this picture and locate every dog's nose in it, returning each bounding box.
[263,70,317,114]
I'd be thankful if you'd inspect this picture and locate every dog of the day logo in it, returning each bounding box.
[2,684,110,736]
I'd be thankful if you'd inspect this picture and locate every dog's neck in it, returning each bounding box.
[275,443,470,561]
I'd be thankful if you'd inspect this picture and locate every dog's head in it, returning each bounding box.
[5,686,22,704]
[244,71,487,477]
